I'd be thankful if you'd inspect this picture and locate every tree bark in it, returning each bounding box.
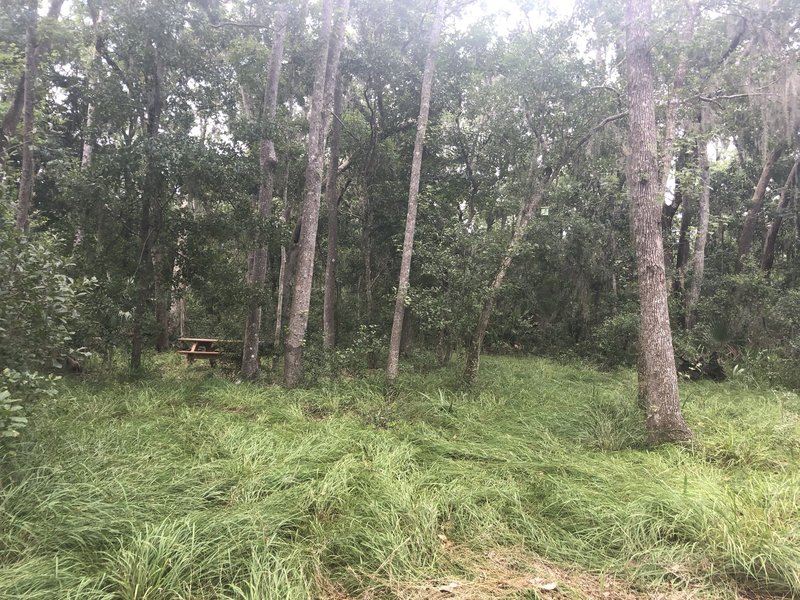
[284,0,349,387]
[736,146,782,272]
[386,0,446,383]
[685,131,711,329]
[273,182,292,369]
[625,0,692,445]
[15,0,38,232]
[241,5,289,379]
[1,0,64,167]
[322,77,344,353]
[761,155,799,273]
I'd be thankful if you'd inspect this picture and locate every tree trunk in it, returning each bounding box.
[0,0,63,167]
[761,155,799,273]
[625,0,692,445]
[736,146,782,272]
[464,188,541,385]
[322,77,344,353]
[273,185,291,370]
[658,2,697,273]
[131,43,164,370]
[241,5,289,379]
[14,0,38,232]
[386,0,446,383]
[362,199,374,323]
[673,163,693,301]
[685,130,711,329]
[662,149,686,284]
[152,199,171,352]
[284,0,349,387]
[81,5,102,169]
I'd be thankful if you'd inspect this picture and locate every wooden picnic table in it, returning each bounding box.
[177,337,224,365]
[176,337,269,366]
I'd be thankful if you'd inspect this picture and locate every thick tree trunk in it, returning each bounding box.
[761,155,799,273]
[284,0,349,387]
[736,146,782,272]
[241,5,289,379]
[15,1,38,232]
[685,132,711,329]
[322,78,344,353]
[386,0,446,383]
[625,0,692,445]
[1,0,63,167]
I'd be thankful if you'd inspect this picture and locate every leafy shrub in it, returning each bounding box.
[0,218,90,440]
[335,324,386,375]
[590,307,639,367]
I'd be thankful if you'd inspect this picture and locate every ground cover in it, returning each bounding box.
[1,355,798,599]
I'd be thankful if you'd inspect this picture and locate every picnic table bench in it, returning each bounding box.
[177,337,272,366]
[177,337,226,366]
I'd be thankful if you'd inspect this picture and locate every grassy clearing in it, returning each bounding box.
[1,354,798,599]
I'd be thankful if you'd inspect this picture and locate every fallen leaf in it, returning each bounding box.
[529,577,558,591]
[437,581,460,594]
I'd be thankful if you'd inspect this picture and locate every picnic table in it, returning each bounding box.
[177,337,271,367]
[177,337,224,366]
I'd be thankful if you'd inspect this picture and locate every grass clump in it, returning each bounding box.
[1,354,799,598]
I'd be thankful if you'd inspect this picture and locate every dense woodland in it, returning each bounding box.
[2,1,800,597]
[2,0,800,440]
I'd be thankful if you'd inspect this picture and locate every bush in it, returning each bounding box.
[590,307,639,367]
[0,218,90,440]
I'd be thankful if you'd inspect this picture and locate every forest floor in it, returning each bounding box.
[1,354,799,599]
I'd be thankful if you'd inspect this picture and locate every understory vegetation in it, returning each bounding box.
[1,355,798,599]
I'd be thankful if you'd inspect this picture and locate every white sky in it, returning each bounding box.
[455,0,575,36]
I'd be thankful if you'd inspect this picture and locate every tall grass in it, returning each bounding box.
[1,354,798,598]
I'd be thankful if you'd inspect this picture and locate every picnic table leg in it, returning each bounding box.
[188,342,198,364]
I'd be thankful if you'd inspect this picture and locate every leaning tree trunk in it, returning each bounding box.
[625,0,692,445]
[464,187,541,385]
[761,155,799,273]
[736,146,782,272]
[685,128,711,329]
[14,0,38,232]
[241,5,289,379]
[322,77,344,354]
[284,0,349,387]
[386,0,446,383]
